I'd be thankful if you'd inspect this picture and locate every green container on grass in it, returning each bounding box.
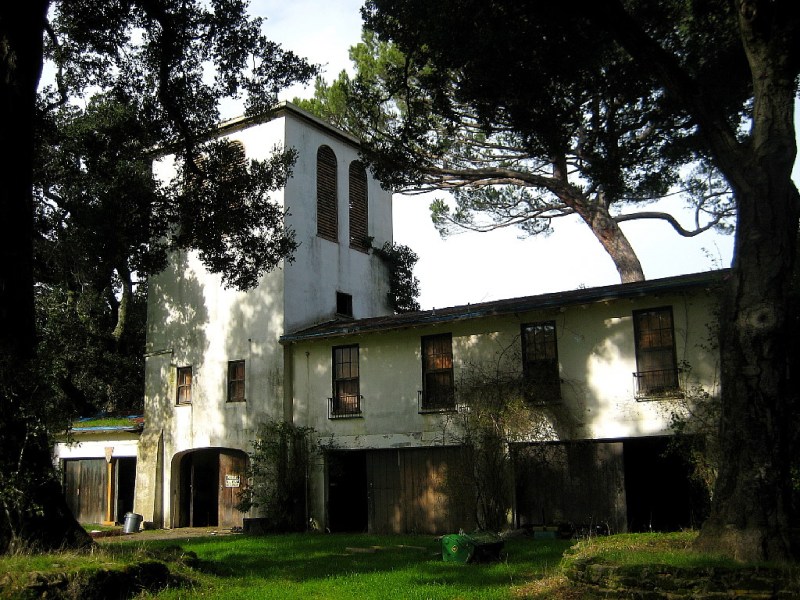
[441,534,475,563]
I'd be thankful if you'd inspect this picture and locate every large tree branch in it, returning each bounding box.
[614,211,722,237]
[135,0,202,167]
[111,262,132,344]
[42,20,68,112]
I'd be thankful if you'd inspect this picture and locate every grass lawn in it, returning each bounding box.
[7,531,778,598]
[114,533,573,599]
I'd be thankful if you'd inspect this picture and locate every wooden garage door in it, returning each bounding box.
[63,459,107,524]
[367,447,475,535]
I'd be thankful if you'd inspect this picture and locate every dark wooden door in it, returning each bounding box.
[218,449,246,528]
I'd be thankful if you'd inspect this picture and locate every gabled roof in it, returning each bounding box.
[215,101,361,148]
[154,101,362,158]
[280,269,729,344]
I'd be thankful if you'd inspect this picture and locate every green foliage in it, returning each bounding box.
[300,13,736,278]
[293,30,404,137]
[371,241,421,313]
[35,283,148,416]
[293,74,356,132]
[237,421,318,532]
[666,382,722,505]
[445,341,554,531]
[1,0,317,551]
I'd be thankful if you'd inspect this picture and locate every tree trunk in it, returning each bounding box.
[696,176,799,563]
[694,1,799,561]
[576,201,646,283]
[0,1,93,553]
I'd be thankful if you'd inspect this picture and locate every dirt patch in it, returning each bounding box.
[94,526,242,544]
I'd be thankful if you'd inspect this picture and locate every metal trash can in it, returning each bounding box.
[122,512,143,534]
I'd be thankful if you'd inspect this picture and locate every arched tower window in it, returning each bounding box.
[317,145,338,241]
[348,161,369,251]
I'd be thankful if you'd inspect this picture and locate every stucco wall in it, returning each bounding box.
[282,112,393,332]
[55,437,139,460]
[138,108,395,527]
[288,287,719,448]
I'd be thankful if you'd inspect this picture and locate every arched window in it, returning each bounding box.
[348,161,369,251]
[317,145,338,241]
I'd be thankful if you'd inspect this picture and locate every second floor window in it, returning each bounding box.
[421,333,454,411]
[332,345,360,417]
[176,366,192,405]
[228,360,245,402]
[633,306,680,398]
[521,321,561,403]
[317,145,338,241]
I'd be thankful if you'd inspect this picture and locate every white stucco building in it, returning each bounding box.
[126,103,722,534]
[282,271,722,534]
[134,103,394,529]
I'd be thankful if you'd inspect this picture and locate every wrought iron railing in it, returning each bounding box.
[328,394,362,419]
[633,368,682,400]
[418,390,456,413]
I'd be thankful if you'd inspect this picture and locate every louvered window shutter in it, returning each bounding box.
[317,146,338,241]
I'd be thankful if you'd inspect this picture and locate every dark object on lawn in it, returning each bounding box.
[243,518,272,534]
[441,532,505,563]
[557,521,610,539]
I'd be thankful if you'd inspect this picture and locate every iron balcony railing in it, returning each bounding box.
[418,390,456,414]
[633,368,682,400]
[328,394,362,419]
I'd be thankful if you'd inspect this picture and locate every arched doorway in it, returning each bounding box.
[172,448,248,528]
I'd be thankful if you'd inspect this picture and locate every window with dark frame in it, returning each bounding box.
[176,366,192,405]
[633,306,681,398]
[421,333,455,411]
[521,321,561,403]
[227,360,245,402]
[332,345,360,417]
[348,161,369,251]
[336,291,353,318]
[316,145,338,241]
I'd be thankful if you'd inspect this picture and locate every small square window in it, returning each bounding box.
[228,360,245,402]
[176,366,192,405]
[336,292,353,317]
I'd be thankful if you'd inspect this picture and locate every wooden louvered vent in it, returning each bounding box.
[349,161,369,251]
[317,145,338,241]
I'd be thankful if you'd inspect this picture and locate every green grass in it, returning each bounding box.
[122,533,572,599]
[564,531,745,569]
[0,542,157,579]
[5,531,787,599]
